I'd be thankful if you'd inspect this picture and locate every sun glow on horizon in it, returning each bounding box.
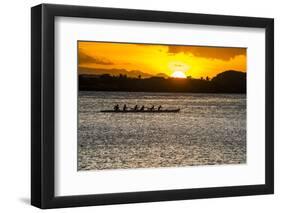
[171,71,187,78]
[78,41,247,78]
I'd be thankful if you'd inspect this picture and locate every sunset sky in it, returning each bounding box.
[78,41,246,79]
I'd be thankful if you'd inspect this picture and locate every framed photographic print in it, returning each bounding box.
[31,4,274,209]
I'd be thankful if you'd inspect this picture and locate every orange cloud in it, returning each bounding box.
[168,46,246,60]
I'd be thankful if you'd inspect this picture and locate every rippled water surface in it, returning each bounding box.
[78,91,246,170]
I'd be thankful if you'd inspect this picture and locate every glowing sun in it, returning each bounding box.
[171,71,186,78]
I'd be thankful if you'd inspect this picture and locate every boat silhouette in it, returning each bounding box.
[100,108,180,113]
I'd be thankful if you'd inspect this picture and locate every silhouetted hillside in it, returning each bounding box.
[79,67,153,78]
[79,70,246,93]
[212,70,246,93]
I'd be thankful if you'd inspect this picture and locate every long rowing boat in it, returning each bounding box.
[100,109,180,113]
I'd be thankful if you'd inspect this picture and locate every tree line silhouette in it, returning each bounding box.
[79,70,246,93]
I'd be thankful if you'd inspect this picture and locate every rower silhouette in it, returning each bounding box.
[134,105,138,111]
[114,104,119,111]
[158,105,162,111]
[123,104,127,111]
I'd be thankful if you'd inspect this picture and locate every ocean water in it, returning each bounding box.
[78,91,246,170]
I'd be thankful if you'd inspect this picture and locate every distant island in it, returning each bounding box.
[79,70,246,93]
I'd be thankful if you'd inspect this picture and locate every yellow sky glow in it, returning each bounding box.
[78,41,246,79]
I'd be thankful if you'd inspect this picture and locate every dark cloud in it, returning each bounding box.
[79,51,113,65]
[168,46,246,60]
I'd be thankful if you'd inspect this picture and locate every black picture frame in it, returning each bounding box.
[31,3,274,209]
